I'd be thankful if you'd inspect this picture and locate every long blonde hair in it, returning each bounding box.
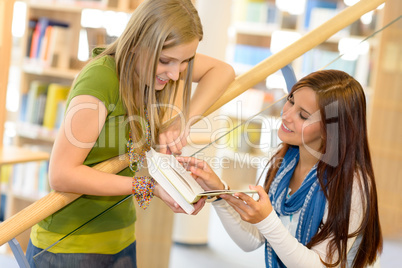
[98,0,203,153]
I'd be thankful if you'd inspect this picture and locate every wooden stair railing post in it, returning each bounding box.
[0,0,386,248]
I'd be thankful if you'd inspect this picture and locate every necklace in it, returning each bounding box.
[126,109,151,173]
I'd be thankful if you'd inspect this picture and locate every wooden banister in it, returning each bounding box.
[0,0,385,246]
[0,155,129,246]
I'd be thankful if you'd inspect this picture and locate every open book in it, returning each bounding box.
[146,148,257,214]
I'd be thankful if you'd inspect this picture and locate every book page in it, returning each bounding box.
[167,159,205,195]
[169,163,195,195]
[147,150,196,214]
[198,190,258,197]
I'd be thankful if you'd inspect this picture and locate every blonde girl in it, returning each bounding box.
[26,0,235,267]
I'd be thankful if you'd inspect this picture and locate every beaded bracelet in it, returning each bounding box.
[132,176,156,209]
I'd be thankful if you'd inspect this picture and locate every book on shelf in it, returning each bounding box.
[19,81,70,133]
[85,27,107,54]
[43,83,70,129]
[304,0,337,30]
[27,17,70,68]
[25,81,49,125]
[19,93,28,122]
[232,0,278,25]
[26,19,37,58]
[302,49,357,77]
[47,25,72,69]
[234,44,271,66]
[54,100,67,129]
[36,93,48,125]
[0,165,13,221]
[11,160,50,199]
[146,148,257,214]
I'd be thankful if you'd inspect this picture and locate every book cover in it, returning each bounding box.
[25,81,49,125]
[38,161,50,197]
[29,22,41,59]
[46,25,71,68]
[35,17,69,61]
[36,93,48,125]
[85,27,107,54]
[54,100,67,129]
[39,25,53,62]
[43,83,70,129]
[19,93,28,122]
[26,20,37,58]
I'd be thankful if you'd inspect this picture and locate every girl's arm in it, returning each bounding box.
[49,96,205,214]
[177,156,265,250]
[158,53,234,155]
[49,94,132,195]
[183,156,364,266]
[190,53,235,121]
[225,179,365,267]
[212,199,265,252]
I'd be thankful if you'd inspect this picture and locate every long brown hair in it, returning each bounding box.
[97,0,203,153]
[264,70,382,267]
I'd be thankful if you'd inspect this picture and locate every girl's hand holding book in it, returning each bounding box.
[176,156,227,191]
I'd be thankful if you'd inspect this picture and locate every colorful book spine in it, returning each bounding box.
[27,16,69,66]
[25,81,49,124]
[43,83,70,129]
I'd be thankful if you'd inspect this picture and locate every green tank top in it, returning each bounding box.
[31,50,137,254]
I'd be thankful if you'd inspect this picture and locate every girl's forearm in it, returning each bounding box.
[49,164,132,196]
[189,63,235,120]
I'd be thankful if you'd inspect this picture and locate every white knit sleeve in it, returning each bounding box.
[253,175,365,267]
[254,211,325,267]
[212,199,265,252]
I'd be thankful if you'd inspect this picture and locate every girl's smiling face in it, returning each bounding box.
[278,87,323,152]
[154,39,199,90]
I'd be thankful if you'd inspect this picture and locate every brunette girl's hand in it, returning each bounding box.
[220,185,273,224]
[176,156,226,191]
[158,116,189,155]
[154,183,205,215]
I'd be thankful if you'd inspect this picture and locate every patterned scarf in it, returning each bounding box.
[265,146,326,267]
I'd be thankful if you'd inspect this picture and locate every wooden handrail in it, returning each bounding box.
[0,155,129,246]
[0,0,385,246]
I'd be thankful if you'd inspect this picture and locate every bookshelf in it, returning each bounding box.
[219,0,385,170]
[0,0,15,147]
[367,0,402,238]
[7,0,141,216]
[227,0,381,85]
[0,146,49,251]
[14,0,142,146]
